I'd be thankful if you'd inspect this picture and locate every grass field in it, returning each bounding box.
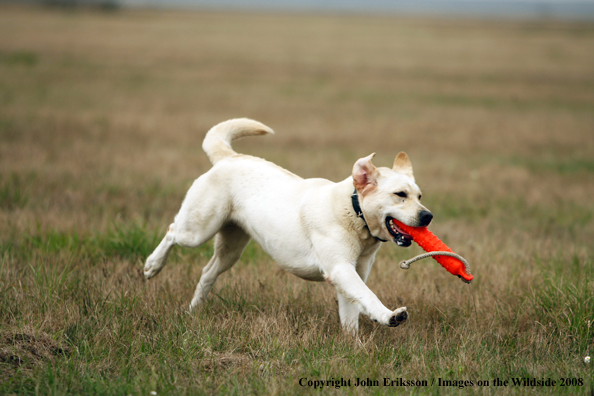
[1,5,593,395]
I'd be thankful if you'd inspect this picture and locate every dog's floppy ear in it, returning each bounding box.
[353,153,379,193]
[393,152,415,181]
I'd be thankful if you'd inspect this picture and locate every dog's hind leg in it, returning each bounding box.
[189,223,251,311]
[144,173,232,279]
[144,214,227,279]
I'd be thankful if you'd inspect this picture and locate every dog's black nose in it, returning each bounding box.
[419,210,433,227]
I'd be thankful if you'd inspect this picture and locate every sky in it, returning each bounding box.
[121,0,594,20]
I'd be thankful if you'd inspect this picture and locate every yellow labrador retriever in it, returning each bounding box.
[144,119,433,333]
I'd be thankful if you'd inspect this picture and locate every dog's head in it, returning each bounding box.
[353,152,432,247]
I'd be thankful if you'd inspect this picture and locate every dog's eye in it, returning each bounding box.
[395,192,407,198]
[418,194,422,200]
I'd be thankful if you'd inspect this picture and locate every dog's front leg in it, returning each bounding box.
[325,264,408,329]
[336,291,360,334]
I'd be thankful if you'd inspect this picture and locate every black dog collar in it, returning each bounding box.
[351,188,388,242]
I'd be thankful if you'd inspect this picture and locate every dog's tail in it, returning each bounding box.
[202,118,274,165]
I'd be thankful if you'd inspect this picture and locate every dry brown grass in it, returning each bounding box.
[0,4,593,394]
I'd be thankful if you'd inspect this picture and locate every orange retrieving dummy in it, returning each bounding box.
[392,219,474,283]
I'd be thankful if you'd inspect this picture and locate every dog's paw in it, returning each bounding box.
[188,300,204,314]
[143,258,162,279]
[388,307,408,327]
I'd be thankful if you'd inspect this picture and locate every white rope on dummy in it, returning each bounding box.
[399,251,472,283]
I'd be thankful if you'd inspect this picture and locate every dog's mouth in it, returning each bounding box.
[386,217,412,247]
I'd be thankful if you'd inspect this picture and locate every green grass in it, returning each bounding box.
[1,230,592,394]
[514,156,594,175]
[0,50,38,67]
[0,173,31,210]
[2,222,160,262]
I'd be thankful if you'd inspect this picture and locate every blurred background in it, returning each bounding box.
[2,0,592,232]
[6,0,594,20]
[137,0,594,20]
[0,0,593,394]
